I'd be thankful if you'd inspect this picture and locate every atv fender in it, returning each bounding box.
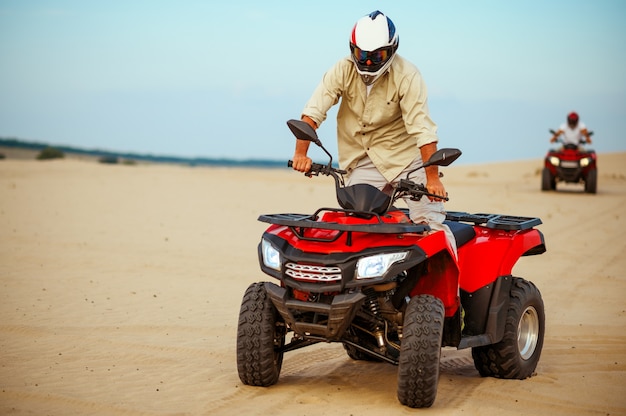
[409,231,460,318]
[458,228,545,293]
[459,274,513,348]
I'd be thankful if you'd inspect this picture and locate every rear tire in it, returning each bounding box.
[397,295,444,408]
[236,282,285,386]
[541,168,555,191]
[471,277,544,379]
[584,169,597,194]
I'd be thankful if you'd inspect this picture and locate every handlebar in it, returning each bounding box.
[288,160,347,177]
[550,129,593,145]
[397,178,449,202]
[288,160,448,202]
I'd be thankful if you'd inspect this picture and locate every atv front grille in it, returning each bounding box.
[285,262,342,282]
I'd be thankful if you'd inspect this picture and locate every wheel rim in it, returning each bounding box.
[517,306,539,360]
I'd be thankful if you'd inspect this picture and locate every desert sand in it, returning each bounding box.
[1,151,625,416]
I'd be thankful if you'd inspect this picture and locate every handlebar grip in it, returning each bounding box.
[288,160,319,177]
[288,160,321,170]
[287,161,345,178]
[424,191,449,202]
[416,186,449,201]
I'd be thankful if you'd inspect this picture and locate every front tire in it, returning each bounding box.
[236,282,285,386]
[471,277,545,379]
[584,169,597,194]
[541,168,555,191]
[397,295,445,408]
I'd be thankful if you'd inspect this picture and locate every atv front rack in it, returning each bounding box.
[259,209,542,235]
[259,208,430,235]
[445,211,542,231]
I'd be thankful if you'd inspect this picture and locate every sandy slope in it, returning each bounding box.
[1,152,625,415]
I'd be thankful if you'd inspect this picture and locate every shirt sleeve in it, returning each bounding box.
[301,59,347,127]
[399,71,438,149]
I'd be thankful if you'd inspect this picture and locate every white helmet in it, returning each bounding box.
[349,10,399,85]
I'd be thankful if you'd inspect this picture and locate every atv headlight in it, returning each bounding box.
[261,239,281,271]
[356,252,407,279]
[549,156,560,166]
[580,157,591,167]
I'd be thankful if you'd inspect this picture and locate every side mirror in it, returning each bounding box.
[287,119,320,146]
[422,148,462,168]
[286,118,335,167]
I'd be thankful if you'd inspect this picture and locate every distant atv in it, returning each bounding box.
[542,129,597,193]
[237,119,547,408]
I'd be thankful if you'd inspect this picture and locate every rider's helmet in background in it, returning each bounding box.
[349,10,399,86]
[567,112,579,128]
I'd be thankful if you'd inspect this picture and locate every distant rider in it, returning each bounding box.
[550,112,592,149]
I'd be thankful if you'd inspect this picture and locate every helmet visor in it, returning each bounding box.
[350,44,392,65]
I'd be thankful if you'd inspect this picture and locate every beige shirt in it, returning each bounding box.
[302,55,439,182]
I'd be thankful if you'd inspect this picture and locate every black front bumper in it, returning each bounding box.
[264,282,366,341]
[557,166,582,183]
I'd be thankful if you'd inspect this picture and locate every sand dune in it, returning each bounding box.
[1,152,625,415]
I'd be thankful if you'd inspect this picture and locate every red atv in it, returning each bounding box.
[542,129,597,193]
[237,120,547,408]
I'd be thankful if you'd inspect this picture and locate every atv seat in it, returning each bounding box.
[444,220,476,248]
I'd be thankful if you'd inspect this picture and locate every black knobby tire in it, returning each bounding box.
[471,277,545,379]
[397,295,445,408]
[584,169,597,194]
[541,168,555,191]
[236,282,285,386]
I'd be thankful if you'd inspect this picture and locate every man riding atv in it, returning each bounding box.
[550,111,592,150]
[542,111,597,193]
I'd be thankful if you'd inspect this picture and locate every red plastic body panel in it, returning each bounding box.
[408,231,459,317]
[457,227,545,293]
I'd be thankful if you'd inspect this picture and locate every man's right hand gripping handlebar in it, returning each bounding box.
[288,159,326,178]
[290,154,312,173]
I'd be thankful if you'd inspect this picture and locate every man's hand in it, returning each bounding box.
[419,142,448,201]
[426,175,448,202]
[291,116,316,173]
[292,153,312,173]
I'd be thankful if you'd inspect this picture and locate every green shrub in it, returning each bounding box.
[98,155,119,164]
[36,147,65,160]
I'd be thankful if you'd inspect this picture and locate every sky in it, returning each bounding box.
[1,1,625,165]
